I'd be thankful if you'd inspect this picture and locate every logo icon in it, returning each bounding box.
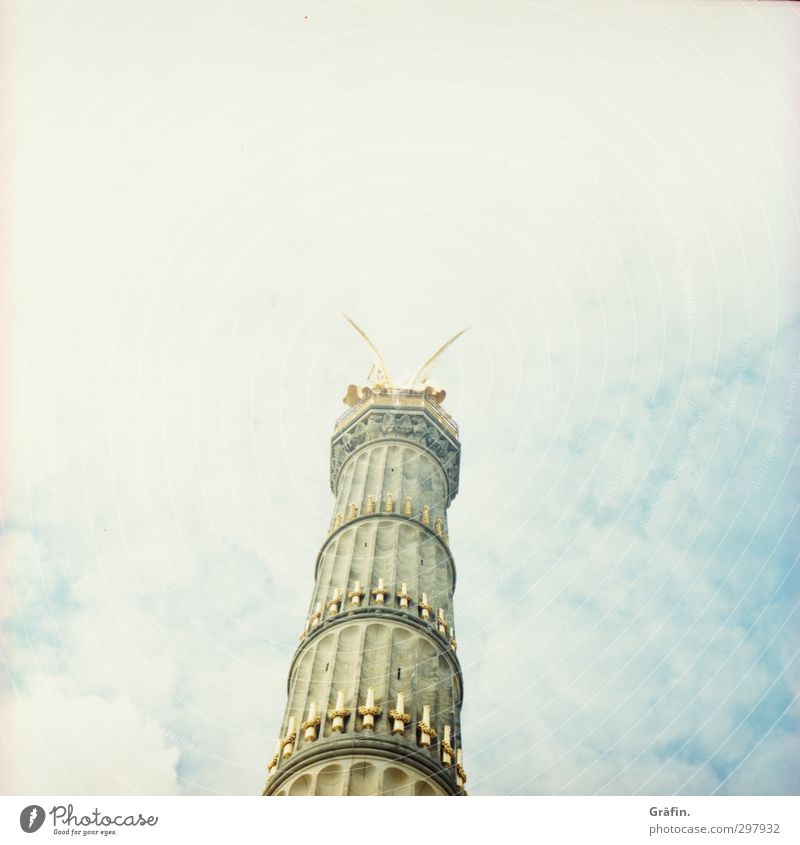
[19,805,46,833]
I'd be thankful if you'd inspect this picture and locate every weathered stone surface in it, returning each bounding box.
[331,407,461,504]
[265,393,465,796]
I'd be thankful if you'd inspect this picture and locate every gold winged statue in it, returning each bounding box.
[342,315,468,407]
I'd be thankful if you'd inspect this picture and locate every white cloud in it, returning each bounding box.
[0,682,181,795]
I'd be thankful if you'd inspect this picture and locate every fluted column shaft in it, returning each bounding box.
[264,397,465,796]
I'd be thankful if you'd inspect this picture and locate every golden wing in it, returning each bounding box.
[411,328,469,388]
[343,314,394,388]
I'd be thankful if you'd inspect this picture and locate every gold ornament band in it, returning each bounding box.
[389,709,411,724]
[327,708,351,720]
[280,731,297,749]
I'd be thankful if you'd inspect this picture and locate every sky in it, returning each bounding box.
[1,0,798,795]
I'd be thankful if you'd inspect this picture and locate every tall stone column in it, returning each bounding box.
[263,388,467,796]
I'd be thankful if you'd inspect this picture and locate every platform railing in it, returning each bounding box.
[333,387,459,438]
